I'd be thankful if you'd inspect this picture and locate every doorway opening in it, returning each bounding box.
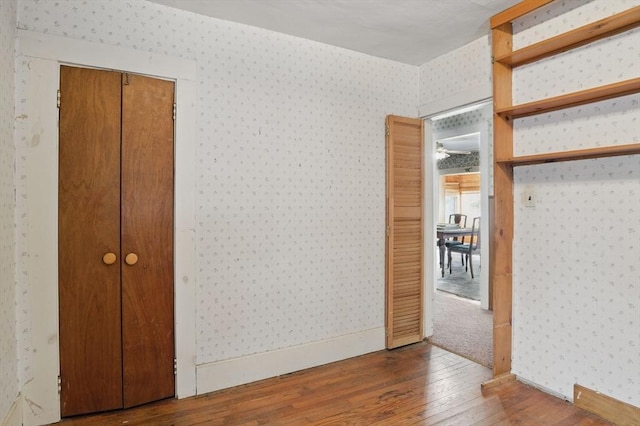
[426,102,493,368]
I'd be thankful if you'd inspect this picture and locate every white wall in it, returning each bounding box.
[0,0,19,423]
[14,0,419,416]
[510,0,640,406]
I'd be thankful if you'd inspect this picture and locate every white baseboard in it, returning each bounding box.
[1,394,22,426]
[196,327,385,395]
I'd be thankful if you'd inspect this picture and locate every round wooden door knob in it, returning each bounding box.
[125,253,139,266]
[102,252,117,265]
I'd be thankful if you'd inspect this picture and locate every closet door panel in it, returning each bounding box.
[58,66,123,416]
[385,115,425,349]
[121,73,175,407]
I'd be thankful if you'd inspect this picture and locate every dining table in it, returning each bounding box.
[436,225,473,277]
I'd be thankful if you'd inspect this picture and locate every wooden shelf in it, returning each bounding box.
[496,143,640,166]
[495,78,640,120]
[495,6,640,67]
[489,0,640,381]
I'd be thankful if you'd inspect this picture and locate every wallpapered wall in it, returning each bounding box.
[418,35,491,105]
[9,0,640,416]
[15,0,419,369]
[511,0,640,405]
[0,0,18,420]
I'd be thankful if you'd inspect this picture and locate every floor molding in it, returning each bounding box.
[574,384,640,426]
[196,327,385,395]
[480,373,516,391]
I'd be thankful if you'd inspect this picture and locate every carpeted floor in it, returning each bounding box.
[437,255,480,301]
[429,291,493,368]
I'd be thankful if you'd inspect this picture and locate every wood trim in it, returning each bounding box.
[385,115,424,349]
[497,143,640,166]
[574,384,640,426]
[495,78,640,120]
[18,30,198,425]
[491,21,514,378]
[480,373,516,392]
[495,6,640,67]
[490,0,553,29]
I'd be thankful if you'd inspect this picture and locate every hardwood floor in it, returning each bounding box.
[57,342,613,425]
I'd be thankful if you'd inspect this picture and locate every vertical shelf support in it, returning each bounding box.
[491,22,515,377]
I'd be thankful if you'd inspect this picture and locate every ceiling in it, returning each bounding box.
[147,0,521,66]
[439,133,480,153]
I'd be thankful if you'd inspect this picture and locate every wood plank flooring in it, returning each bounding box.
[57,342,614,425]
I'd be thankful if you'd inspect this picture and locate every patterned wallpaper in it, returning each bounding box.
[0,0,18,420]
[418,35,491,106]
[511,0,640,406]
[420,40,494,191]
[16,0,419,365]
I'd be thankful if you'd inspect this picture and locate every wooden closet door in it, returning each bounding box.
[59,66,123,417]
[59,67,175,416]
[121,73,175,407]
[385,115,424,349]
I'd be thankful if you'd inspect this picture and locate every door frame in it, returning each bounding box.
[17,29,197,425]
[420,93,492,354]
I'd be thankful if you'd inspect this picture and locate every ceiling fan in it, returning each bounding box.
[435,141,471,159]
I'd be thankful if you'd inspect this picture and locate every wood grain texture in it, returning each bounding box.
[491,22,514,378]
[121,73,175,408]
[574,384,640,426]
[497,143,640,166]
[495,6,640,67]
[59,67,176,416]
[385,115,424,349]
[58,65,123,417]
[55,344,615,425]
[495,78,640,120]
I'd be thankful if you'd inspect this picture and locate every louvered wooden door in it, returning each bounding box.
[385,115,424,349]
[59,66,175,417]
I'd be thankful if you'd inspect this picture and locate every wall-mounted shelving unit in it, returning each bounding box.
[496,143,640,167]
[495,78,640,120]
[488,0,640,379]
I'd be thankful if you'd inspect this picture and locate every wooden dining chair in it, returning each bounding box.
[445,213,467,267]
[447,216,480,278]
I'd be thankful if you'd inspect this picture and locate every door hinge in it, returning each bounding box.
[385,124,390,137]
[57,375,62,394]
[174,358,177,375]
[56,90,61,109]
[173,103,176,120]
[386,225,390,237]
